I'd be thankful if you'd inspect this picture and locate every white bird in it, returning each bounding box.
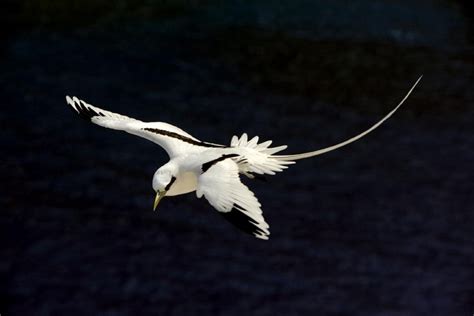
[66,76,421,240]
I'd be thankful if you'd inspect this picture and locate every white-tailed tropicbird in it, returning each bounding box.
[66,76,421,240]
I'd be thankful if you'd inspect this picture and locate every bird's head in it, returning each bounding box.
[152,163,178,211]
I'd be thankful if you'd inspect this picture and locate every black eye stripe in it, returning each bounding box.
[165,176,177,191]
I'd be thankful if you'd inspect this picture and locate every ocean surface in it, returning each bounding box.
[1,1,473,315]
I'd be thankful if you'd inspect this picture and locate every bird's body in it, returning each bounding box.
[66,76,421,240]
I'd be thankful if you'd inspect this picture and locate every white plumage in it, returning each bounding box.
[66,76,421,240]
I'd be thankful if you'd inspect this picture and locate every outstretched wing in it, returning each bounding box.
[196,157,270,240]
[66,96,224,157]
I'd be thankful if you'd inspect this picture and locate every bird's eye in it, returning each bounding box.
[165,176,177,191]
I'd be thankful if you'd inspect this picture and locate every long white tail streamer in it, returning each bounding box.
[275,76,422,161]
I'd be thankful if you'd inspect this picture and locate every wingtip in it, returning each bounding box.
[255,234,270,240]
[65,95,100,120]
[66,95,79,114]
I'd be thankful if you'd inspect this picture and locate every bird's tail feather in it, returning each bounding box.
[230,133,294,175]
[274,76,422,161]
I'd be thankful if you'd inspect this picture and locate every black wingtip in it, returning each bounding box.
[220,208,269,240]
[66,96,103,121]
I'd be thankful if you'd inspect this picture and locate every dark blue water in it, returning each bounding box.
[1,1,473,315]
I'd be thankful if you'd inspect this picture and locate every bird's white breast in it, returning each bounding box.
[166,171,199,196]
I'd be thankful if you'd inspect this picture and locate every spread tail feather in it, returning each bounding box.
[275,76,422,161]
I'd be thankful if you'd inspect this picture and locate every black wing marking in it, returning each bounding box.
[143,128,225,149]
[219,206,270,239]
[67,96,105,121]
[201,154,240,173]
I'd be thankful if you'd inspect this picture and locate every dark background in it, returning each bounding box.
[1,1,473,315]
